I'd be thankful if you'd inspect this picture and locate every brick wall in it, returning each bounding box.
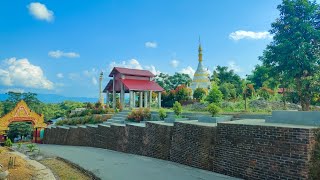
[43,121,317,179]
[144,122,173,160]
[214,123,315,179]
[170,122,216,170]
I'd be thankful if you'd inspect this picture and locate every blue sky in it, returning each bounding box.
[0,0,282,98]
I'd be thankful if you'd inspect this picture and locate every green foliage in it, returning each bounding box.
[219,83,237,101]
[127,108,151,122]
[17,142,22,149]
[206,82,223,104]
[26,144,38,152]
[3,92,42,115]
[7,122,33,141]
[247,64,279,90]
[257,87,275,100]
[175,85,192,102]
[260,0,320,111]
[207,103,221,117]
[155,73,192,91]
[211,66,243,97]
[4,138,12,147]
[172,101,182,116]
[158,108,167,120]
[55,114,112,126]
[193,88,207,100]
[162,91,176,107]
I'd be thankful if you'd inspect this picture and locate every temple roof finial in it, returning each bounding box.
[198,36,202,62]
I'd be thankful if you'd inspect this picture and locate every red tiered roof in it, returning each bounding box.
[121,79,164,92]
[109,67,155,77]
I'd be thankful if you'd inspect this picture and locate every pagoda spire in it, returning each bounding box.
[198,37,202,62]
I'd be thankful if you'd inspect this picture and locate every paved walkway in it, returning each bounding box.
[38,145,239,180]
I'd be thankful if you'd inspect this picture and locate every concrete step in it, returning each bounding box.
[112,116,126,120]
[110,119,125,124]
[113,114,128,118]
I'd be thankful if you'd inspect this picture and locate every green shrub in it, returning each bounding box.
[173,101,182,116]
[158,108,167,120]
[193,88,207,100]
[127,108,151,122]
[206,82,223,104]
[207,103,221,117]
[4,138,12,147]
[26,144,38,152]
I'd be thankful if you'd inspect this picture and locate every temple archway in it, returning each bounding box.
[0,100,47,143]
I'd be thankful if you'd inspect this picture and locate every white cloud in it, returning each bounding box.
[92,77,98,85]
[0,88,25,93]
[48,50,80,58]
[0,58,54,89]
[56,73,64,78]
[180,66,195,78]
[229,30,273,41]
[227,61,242,73]
[109,59,161,75]
[145,65,161,75]
[170,59,179,68]
[145,41,157,48]
[68,73,80,81]
[109,59,143,70]
[27,2,54,22]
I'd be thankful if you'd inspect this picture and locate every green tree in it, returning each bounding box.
[247,64,279,89]
[219,83,237,101]
[206,82,223,104]
[7,122,33,141]
[211,66,243,97]
[261,0,320,111]
[175,85,191,102]
[156,73,192,91]
[193,88,207,100]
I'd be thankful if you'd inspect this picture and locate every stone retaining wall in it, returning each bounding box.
[43,121,317,179]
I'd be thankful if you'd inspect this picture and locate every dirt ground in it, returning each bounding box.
[0,147,34,180]
[39,158,91,180]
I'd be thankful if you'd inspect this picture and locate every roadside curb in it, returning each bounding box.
[56,157,101,180]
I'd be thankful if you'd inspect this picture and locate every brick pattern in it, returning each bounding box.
[214,123,315,179]
[43,122,317,179]
[145,122,173,160]
[170,122,216,170]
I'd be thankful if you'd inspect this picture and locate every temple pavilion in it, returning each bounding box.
[103,67,164,109]
[190,41,211,94]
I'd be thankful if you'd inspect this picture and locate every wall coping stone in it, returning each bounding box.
[222,119,318,129]
[266,110,320,126]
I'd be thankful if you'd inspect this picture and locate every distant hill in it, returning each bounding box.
[0,93,97,103]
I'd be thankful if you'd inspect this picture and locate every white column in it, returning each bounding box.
[133,92,136,108]
[139,92,143,108]
[129,90,133,108]
[112,76,116,109]
[158,92,161,108]
[144,91,148,108]
[120,83,124,106]
[149,90,152,108]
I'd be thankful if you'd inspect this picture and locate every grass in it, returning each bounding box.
[40,158,91,180]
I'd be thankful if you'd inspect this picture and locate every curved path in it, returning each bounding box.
[38,144,239,180]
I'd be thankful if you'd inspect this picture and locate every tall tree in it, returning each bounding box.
[155,73,192,91]
[212,66,243,97]
[261,0,320,110]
